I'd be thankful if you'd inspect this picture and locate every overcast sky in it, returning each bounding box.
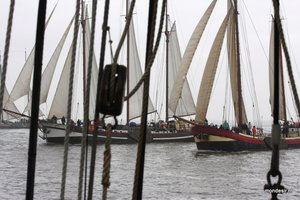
[1,0,300,126]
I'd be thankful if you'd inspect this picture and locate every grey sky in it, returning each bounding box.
[1,0,300,126]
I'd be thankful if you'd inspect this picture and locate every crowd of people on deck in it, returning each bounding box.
[48,113,300,138]
[204,118,300,138]
[204,118,263,138]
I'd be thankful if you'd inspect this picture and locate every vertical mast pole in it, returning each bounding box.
[126,0,130,124]
[81,1,87,107]
[234,0,242,125]
[165,1,169,122]
[273,0,280,124]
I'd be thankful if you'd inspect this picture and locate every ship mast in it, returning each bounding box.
[273,1,280,124]
[165,1,169,123]
[233,0,243,126]
[81,1,87,109]
[126,0,130,125]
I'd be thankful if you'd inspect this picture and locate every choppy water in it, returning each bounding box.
[0,129,299,200]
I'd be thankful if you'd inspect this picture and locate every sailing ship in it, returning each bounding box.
[37,2,195,144]
[172,0,300,151]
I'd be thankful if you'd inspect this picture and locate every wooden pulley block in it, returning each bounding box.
[98,64,127,116]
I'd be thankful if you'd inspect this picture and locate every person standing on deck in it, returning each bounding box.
[222,120,230,130]
[252,126,257,138]
[61,116,66,125]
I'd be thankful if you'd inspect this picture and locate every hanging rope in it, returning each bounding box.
[26,0,47,199]
[60,1,81,199]
[87,0,111,199]
[77,0,98,200]
[101,124,112,200]
[132,0,167,199]
[0,0,15,120]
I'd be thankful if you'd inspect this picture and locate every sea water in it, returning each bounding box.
[0,129,299,200]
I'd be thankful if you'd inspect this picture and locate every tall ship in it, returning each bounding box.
[172,0,300,151]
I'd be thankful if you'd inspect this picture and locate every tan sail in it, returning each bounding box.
[168,0,217,113]
[195,9,233,122]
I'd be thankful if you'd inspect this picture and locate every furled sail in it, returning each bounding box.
[226,0,247,124]
[269,20,285,120]
[168,23,195,116]
[128,19,155,120]
[168,0,217,113]
[195,9,232,122]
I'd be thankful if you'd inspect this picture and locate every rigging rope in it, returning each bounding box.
[0,0,15,120]
[273,3,300,119]
[132,0,166,199]
[77,0,98,199]
[60,0,81,199]
[87,0,111,199]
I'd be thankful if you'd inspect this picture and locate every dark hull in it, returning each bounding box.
[192,124,300,151]
[196,140,268,151]
[0,123,30,129]
[40,123,195,144]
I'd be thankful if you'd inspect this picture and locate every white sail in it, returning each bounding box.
[48,43,74,119]
[168,0,217,113]
[41,17,74,104]
[2,86,20,120]
[168,23,195,116]
[8,47,35,103]
[128,19,155,120]
[269,20,285,119]
[8,7,57,104]
[195,9,232,122]
[47,16,99,121]
[23,17,74,115]
[226,0,247,124]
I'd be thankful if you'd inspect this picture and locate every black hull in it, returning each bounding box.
[44,135,194,145]
[196,140,268,151]
[192,125,300,151]
[40,124,195,144]
[196,139,300,151]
